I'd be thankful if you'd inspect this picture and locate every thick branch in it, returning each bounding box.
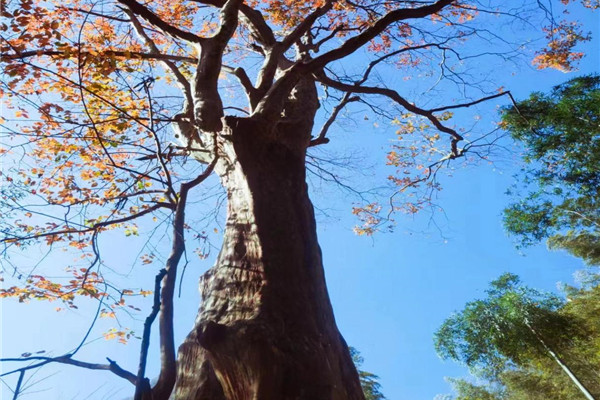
[254,1,456,122]
[192,0,242,132]
[190,0,275,46]
[239,4,276,46]
[222,64,256,99]
[117,0,203,44]
[213,0,243,44]
[307,0,455,70]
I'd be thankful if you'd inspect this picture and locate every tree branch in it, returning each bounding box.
[0,50,196,63]
[428,91,511,112]
[125,9,194,114]
[1,355,137,385]
[310,93,360,146]
[117,0,203,44]
[190,0,275,46]
[307,0,456,70]
[150,158,217,399]
[192,0,242,132]
[134,268,168,400]
[315,71,464,157]
[2,203,172,244]
[280,0,334,51]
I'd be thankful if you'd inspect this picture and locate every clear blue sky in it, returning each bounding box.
[1,2,599,399]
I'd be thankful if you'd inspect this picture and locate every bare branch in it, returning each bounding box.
[315,71,464,157]
[150,157,217,399]
[64,7,131,22]
[13,371,24,400]
[428,91,512,113]
[1,356,137,385]
[310,93,360,146]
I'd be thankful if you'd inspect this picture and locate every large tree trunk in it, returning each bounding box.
[173,80,365,399]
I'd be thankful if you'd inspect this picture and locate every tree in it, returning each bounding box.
[435,273,599,400]
[1,1,598,399]
[501,75,600,265]
[438,377,503,400]
[350,347,386,400]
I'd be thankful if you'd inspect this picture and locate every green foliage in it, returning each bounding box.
[548,233,600,266]
[501,75,600,263]
[436,273,600,399]
[349,347,386,400]
[443,377,503,400]
[434,273,568,378]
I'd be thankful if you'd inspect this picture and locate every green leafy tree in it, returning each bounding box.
[350,348,386,400]
[439,377,503,400]
[501,75,600,265]
[434,273,597,400]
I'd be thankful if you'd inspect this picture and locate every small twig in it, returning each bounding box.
[13,371,25,400]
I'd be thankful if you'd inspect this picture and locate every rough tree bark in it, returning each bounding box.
[174,79,365,399]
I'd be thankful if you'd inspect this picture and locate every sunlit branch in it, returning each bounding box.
[189,0,275,46]
[254,0,457,124]
[238,4,276,46]
[191,0,242,132]
[222,64,256,99]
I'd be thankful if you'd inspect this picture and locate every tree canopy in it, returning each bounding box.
[435,272,600,399]
[502,75,600,265]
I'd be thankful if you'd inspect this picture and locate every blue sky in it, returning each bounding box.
[1,2,599,399]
